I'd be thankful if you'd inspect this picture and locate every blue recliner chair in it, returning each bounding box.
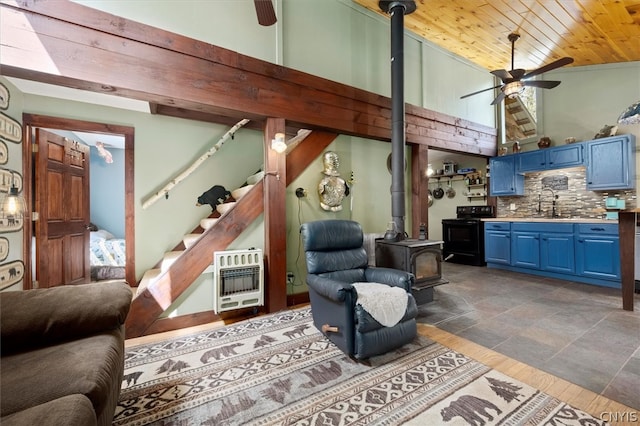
[300,219,418,359]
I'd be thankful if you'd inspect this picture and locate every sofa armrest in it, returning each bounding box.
[365,267,414,292]
[306,274,354,303]
[0,281,132,354]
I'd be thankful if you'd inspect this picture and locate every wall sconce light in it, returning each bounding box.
[426,164,434,177]
[502,81,525,98]
[617,100,640,125]
[271,133,287,153]
[1,177,25,216]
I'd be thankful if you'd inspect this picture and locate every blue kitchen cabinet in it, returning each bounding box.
[540,231,575,274]
[516,144,584,173]
[486,221,617,288]
[586,134,635,190]
[575,223,620,286]
[489,156,524,196]
[484,222,511,264]
[511,231,540,269]
[547,144,584,170]
[516,150,546,172]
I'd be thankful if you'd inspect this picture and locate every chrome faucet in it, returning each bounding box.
[537,187,559,218]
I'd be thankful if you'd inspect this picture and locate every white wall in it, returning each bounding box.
[540,62,639,147]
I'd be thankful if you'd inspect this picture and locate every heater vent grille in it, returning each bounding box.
[213,249,264,313]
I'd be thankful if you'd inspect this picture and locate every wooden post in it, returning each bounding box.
[618,210,635,311]
[411,144,429,239]
[263,118,287,312]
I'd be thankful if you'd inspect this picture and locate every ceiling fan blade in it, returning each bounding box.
[508,68,526,80]
[460,85,502,99]
[490,69,512,82]
[523,80,561,89]
[490,92,506,106]
[522,57,574,80]
[254,0,277,26]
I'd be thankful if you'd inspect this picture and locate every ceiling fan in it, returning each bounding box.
[254,0,277,26]
[461,33,574,105]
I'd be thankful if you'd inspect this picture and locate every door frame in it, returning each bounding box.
[22,114,135,288]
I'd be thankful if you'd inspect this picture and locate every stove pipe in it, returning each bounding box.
[379,1,416,240]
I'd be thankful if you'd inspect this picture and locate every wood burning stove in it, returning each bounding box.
[375,239,448,305]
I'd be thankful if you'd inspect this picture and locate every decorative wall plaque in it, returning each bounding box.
[541,175,569,191]
[0,168,22,193]
[0,112,22,143]
[0,260,24,290]
[0,82,9,110]
[0,141,7,165]
[0,237,8,262]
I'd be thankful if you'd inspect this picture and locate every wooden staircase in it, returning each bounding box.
[124,130,338,338]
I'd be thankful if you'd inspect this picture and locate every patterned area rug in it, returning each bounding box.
[115,308,605,425]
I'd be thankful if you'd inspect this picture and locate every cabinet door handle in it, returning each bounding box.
[590,227,605,231]
[578,239,584,243]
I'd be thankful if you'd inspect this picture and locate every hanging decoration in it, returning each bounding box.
[95,142,113,164]
[142,119,249,210]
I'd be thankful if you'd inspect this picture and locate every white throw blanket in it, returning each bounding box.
[352,282,408,327]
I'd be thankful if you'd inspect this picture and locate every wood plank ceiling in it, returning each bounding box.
[353,0,640,72]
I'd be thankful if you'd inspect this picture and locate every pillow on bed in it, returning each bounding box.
[90,229,115,242]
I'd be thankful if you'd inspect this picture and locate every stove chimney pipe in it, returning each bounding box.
[379,1,416,240]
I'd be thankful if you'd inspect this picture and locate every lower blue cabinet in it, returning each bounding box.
[485,221,618,288]
[484,222,511,265]
[512,231,540,269]
[575,224,620,282]
[541,232,575,274]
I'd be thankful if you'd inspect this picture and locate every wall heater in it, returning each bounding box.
[213,248,264,313]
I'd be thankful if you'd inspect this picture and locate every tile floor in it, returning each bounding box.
[417,262,640,410]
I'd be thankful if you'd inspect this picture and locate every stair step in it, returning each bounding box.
[183,233,202,249]
[200,218,219,230]
[136,268,162,296]
[161,251,184,272]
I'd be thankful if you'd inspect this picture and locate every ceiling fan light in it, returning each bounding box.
[503,81,525,98]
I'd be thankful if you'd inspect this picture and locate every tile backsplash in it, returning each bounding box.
[495,166,636,219]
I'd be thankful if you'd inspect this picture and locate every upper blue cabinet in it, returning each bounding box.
[489,155,524,196]
[516,143,584,173]
[585,134,636,190]
[492,134,635,194]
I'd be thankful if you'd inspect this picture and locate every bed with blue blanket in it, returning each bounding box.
[90,229,126,281]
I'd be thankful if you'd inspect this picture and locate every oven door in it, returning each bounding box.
[442,219,483,258]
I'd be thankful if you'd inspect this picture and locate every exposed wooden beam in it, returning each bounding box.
[0,0,497,156]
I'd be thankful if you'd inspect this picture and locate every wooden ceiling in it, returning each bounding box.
[353,0,640,72]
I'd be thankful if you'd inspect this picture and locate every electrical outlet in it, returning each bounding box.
[286,272,295,284]
[295,188,307,198]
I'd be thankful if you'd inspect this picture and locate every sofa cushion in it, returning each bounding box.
[0,281,131,355]
[1,394,96,426]
[0,327,124,424]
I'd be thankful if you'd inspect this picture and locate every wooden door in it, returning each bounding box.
[35,129,91,287]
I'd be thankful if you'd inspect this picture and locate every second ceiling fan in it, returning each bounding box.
[461,33,574,105]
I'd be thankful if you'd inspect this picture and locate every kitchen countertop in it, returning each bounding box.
[482,217,617,224]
